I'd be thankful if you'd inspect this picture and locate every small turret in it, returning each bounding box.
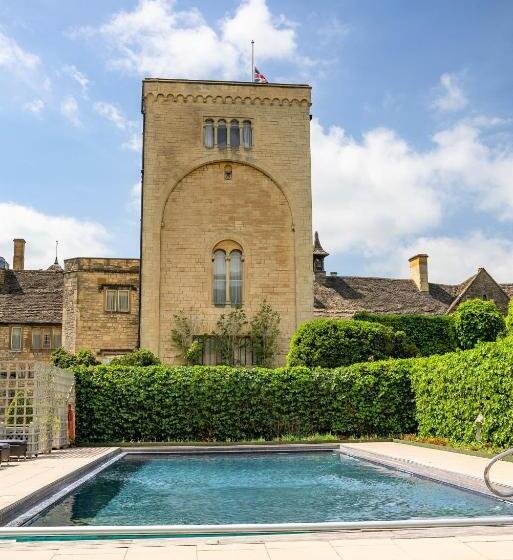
[313,231,329,274]
[47,241,63,272]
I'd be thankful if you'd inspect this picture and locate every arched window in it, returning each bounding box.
[229,250,243,305]
[242,120,252,149]
[213,250,226,305]
[230,119,240,149]
[212,241,244,306]
[217,119,227,148]
[204,119,214,148]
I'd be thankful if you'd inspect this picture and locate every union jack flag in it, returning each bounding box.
[254,67,268,84]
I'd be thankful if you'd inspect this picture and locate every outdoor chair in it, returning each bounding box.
[0,439,28,460]
[0,443,10,465]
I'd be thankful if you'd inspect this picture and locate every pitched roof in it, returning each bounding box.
[446,268,510,313]
[0,270,63,324]
[314,275,458,317]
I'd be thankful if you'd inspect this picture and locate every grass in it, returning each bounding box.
[76,434,393,447]
[396,435,513,461]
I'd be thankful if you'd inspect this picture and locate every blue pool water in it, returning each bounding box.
[28,452,513,526]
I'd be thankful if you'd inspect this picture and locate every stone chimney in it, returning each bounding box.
[13,239,26,271]
[409,254,429,292]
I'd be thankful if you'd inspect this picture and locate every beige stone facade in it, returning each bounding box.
[139,79,313,364]
[0,324,60,363]
[62,258,140,357]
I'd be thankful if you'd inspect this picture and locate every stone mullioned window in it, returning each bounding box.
[204,118,252,150]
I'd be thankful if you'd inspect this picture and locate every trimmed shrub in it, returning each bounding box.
[453,299,505,349]
[287,319,413,368]
[74,362,416,443]
[353,312,456,356]
[411,336,513,448]
[51,347,99,368]
[109,349,160,367]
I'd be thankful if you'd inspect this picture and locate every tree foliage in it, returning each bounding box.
[453,298,505,349]
[51,347,99,368]
[109,349,160,366]
[250,300,281,367]
[213,308,247,366]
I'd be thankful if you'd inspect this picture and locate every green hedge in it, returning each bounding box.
[411,337,513,447]
[287,319,413,368]
[75,363,416,443]
[353,312,457,356]
[453,299,505,350]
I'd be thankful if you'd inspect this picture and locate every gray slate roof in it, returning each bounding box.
[314,276,459,317]
[314,273,512,317]
[0,270,63,324]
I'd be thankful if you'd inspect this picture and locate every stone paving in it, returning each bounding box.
[2,530,513,559]
[0,447,118,523]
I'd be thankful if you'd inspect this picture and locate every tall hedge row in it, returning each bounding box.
[353,312,457,356]
[411,337,513,448]
[287,319,413,368]
[75,363,416,443]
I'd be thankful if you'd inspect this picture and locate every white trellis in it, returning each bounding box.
[0,361,75,456]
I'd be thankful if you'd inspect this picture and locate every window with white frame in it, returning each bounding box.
[212,242,244,307]
[105,288,130,313]
[203,118,252,149]
[10,326,22,351]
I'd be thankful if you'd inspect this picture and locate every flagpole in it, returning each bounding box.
[251,40,254,82]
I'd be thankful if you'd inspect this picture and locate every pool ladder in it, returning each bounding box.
[484,448,513,498]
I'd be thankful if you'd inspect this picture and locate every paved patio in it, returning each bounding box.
[2,530,513,559]
[0,447,118,523]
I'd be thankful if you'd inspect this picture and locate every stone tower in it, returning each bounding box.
[139,79,313,364]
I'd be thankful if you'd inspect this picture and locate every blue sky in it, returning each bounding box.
[0,0,512,283]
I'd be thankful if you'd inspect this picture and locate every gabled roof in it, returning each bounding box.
[0,270,63,324]
[446,268,510,313]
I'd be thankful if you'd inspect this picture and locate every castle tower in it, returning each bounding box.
[139,79,313,364]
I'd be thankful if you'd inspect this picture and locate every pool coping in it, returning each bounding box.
[337,444,513,503]
[0,447,120,526]
[3,443,513,539]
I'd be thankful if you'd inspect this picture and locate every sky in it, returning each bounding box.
[0,0,512,283]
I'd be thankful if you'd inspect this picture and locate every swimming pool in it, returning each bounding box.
[25,451,513,527]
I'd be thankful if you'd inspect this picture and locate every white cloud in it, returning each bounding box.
[70,0,299,79]
[60,95,81,126]
[94,100,142,152]
[0,202,110,269]
[23,98,45,114]
[0,31,40,74]
[0,30,51,97]
[379,232,513,284]
[432,72,468,112]
[94,101,128,129]
[122,132,142,153]
[311,116,513,276]
[62,64,89,96]
[128,181,141,212]
[221,0,297,61]
[311,119,442,255]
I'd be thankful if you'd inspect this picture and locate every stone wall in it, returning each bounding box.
[139,79,313,364]
[0,323,60,362]
[62,258,140,358]
[456,268,510,313]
